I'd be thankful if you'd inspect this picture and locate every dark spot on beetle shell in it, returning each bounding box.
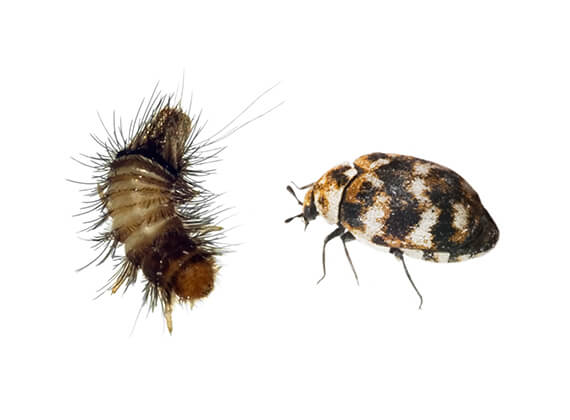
[426,168,480,253]
[376,156,414,174]
[384,203,421,239]
[318,194,329,214]
[430,202,455,251]
[355,181,376,207]
[375,159,421,239]
[328,166,351,187]
[366,152,389,162]
[426,167,464,195]
[340,201,364,229]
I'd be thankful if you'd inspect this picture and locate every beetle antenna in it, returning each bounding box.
[284,213,303,223]
[291,181,313,190]
[390,248,423,309]
[286,185,303,205]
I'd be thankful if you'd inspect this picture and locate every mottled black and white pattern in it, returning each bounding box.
[286,152,499,306]
[302,153,499,262]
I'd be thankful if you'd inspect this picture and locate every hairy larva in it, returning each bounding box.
[74,86,278,333]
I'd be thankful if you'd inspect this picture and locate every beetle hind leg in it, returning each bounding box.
[390,248,424,309]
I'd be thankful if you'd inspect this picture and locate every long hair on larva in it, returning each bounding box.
[73,84,280,333]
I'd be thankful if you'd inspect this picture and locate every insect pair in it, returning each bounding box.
[76,87,499,333]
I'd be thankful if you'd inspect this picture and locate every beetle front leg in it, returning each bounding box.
[317,225,345,285]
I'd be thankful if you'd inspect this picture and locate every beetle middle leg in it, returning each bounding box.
[341,232,359,286]
[317,225,345,284]
[390,248,423,309]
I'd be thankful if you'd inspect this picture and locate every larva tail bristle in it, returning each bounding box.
[165,300,174,335]
[109,259,138,294]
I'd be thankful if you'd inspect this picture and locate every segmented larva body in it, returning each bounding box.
[107,151,215,305]
[81,93,224,333]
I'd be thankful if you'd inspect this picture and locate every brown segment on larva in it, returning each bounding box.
[79,93,225,333]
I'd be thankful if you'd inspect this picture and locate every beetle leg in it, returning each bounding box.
[390,248,424,309]
[317,226,345,284]
[341,232,359,286]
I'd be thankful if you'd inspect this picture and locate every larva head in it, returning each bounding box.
[128,106,192,172]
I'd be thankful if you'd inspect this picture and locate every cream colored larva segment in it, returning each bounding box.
[110,198,161,230]
[106,188,171,218]
[106,159,176,255]
[106,174,171,213]
[107,180,172,231]
[123,216,174,255]
[111,163,172,184]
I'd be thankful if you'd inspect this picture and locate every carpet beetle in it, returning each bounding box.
[286,152,499,307]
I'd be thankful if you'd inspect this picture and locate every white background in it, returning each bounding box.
[1,1,569,419]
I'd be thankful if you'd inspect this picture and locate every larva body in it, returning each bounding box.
[287,152,499,306]
[81,96,223,333]
[106,148,215,316]
[107,152,215,299]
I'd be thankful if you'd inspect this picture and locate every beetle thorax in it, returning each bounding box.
[309,163,358,225]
